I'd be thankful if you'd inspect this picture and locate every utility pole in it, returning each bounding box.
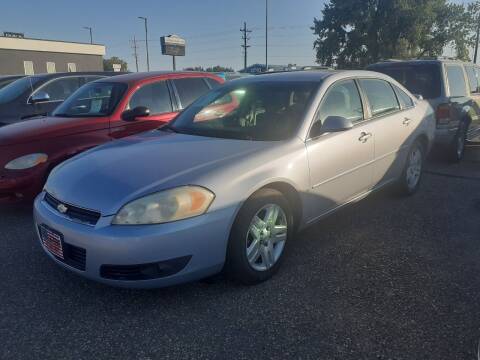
[240,22,252,70]
[475,21,480,64]
[265,0,268,72]
[138,16,150,71]
[131,36,139,72]
[83,26,93,44]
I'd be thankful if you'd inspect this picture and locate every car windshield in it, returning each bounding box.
[53,82,127,117]
[168,81,319,141]
[0,76,42,104]
[370,64,441,99]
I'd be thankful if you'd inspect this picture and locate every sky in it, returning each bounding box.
[0,0,327,72]
[1,0,474,72]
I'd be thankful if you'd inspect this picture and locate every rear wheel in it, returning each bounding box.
[225,188,293,285]
[396,140,424,196]
[449,121,467,162]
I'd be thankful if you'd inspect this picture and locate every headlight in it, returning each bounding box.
[5,153,48,170]
[112,186,215,225]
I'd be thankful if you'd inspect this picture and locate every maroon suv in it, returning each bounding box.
[0,72,223,202]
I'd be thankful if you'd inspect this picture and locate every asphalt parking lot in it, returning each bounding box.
[1,157,480,360]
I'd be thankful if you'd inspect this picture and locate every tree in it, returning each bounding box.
[205,65,235,72]
[312,0,475,69]
[183,65,235,72]
[103,56,128,71]
[183,66,205,71]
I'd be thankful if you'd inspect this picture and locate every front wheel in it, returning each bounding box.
[225,188,293,285]
[396,141,424,196]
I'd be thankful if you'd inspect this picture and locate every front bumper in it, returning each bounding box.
[0,167,46,203]
[34,192,236,288]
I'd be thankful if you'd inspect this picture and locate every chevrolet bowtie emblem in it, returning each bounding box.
[57,203,68,214]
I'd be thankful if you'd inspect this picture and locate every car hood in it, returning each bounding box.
[0,115,93,146]
[45,130,275,215]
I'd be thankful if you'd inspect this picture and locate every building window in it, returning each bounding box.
[67,63,77,72]
[46,62,56,73]
[24,61,34,75]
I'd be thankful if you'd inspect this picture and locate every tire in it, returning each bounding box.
[225,188,293,285]
[448,121,467,163]
[396,140,424,196]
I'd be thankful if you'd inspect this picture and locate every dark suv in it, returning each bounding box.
[367,59,480,161]
[0,72,121,127]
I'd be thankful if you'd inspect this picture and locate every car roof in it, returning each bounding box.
[25,72,123,82]
[368,59,471,67]
[103,71,223,85]
[228,69,392,84]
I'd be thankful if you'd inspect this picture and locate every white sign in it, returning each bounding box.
[112,64,122,72]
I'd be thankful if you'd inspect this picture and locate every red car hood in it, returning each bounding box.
[0,116,106,146]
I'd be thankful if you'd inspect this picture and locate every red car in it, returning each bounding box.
[0,72,223,202]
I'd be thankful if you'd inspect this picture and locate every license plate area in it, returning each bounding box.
[39,225,64,260]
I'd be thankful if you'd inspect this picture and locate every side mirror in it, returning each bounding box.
[310,116,353,138]
[413,94,424,101]
[121,106,150,121]
[30,91,50,104]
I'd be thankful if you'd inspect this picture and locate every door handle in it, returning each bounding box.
[358,132,372,143]
[403,117,411,125]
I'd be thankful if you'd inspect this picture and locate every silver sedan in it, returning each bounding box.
[34,70,435,288]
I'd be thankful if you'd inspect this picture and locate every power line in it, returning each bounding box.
[240,22,252,70]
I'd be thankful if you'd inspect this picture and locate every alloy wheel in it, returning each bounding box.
[245,204,287,271]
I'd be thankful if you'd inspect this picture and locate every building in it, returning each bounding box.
[0,32,106,75]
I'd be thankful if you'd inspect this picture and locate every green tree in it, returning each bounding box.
[205,65,235,72]
[183,66,205,71]
[312,0,475,69]
[103,56,128,71]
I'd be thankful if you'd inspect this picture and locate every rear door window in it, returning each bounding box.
[173,78,210,108]
[38,77,82,102]
[369,64,441,99]
[128,81,173,115]
[464,65,479,94]
[446,65,467,97]
[359,79,400,117]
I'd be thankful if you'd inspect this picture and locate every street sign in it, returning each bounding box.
[161,35,186,57]
[112,64,122,72]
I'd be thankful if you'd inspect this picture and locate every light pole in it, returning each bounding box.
[138,16,150,71]
[83,26,93,44]
[265,0,268,72]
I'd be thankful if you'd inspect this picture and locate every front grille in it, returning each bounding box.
[44,193,101,226]
[62,242,87,271]
[100,256,191,281]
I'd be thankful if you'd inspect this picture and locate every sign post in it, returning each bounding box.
[160,35,186,71]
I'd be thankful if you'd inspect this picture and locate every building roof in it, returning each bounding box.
[0,36,105,56]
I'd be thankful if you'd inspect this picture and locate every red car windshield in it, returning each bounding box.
[53,82,127,118]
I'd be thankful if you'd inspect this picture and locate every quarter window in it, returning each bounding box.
[128,81,173,114]
[38,77,82,102]
[316,80,364,124]
[446,65,467,97]
[394,85,414,109]
[464,65,479,94]
[360,79,400,117]
[205,77,221,89]
[173,78,210,108]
